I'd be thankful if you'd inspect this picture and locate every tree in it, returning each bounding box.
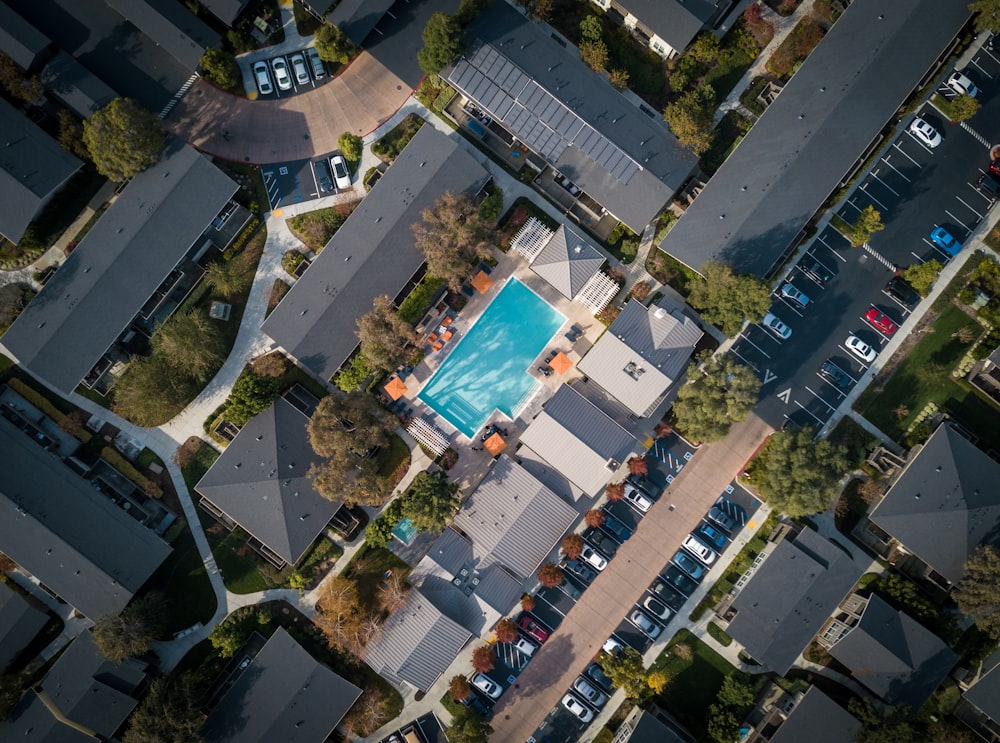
[537,562,563,588]
[948,94,981,122]
[707,704,742,743]
[338,132,363,164]
[57,110,90,161]
[199,48,240,90]
[310,452,388,507]
[208,620,249,658]
[520,594,535,611]
[608,68,629,90]
[334,353,373,393]
[0,283,34,334]
[561,533,585,560]
[672,355,762,443]
[580,40,609,72]
[716,673,755,709]
[445,704,494,743]
[580,15,603,42]
[971,0,1000,33]
[113,354,200,427]
[418,12,462,74]
[754,426,850,517]
[901,260,942,297]
[151,310,227,380]
[585,509,605,528]
[401,470,460,534]
[494,618,518,644]
[92,593,165,662]
[0,670,28,722]
[627,456,648,476]
[308,391,392,459]
[315,576,367,653]
[83,98,165,181]
[341,687,393,737]
[688,261,772,336]
[224,371,283,426]
[449,675,472,701]
[377,573,410,614]
[204,256,252,299]
[598,647,651,701]
[456,0,491,25]
[606,482,626,501]
[663,84,717,155]
[837,205,884,246]
[0,52,42,103]
[122,675,204,743]
[955,545,1000,639]
[314,23,355,64]
[471,644,496,672]
[412,191,497,292]
[357,295,418,374]
[646,669,669,694]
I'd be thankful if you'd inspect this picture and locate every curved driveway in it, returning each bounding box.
[166,53,411,163]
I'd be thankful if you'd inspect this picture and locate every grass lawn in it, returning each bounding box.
[855,304,990,445]
[376,433,412,490]
[180,440,220,492]
[342,546,411,613]
[650,629,735,739]
[146,519,218,632]
[700,110,752,176]
[372,113,425,163]
[286,203,357,252]
[197,508,292,594]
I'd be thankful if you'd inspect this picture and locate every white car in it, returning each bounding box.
[572,677,608,708]
[290,52,310,85]
[779,282,810,309]
[580,544,608,572]
[471,673,502,699]
[846,334,877,363]
[253,60,273,95]
[562,693,594,722]
[908,117,941,148]
[512,637,537,657]
[602,636,623,656]
[331,153,351,190]
[948,71,978,98]
[623,485,652,513]
[271,56,292,91]
[682,535,717,565]
[762,313,792,339]
[629,609,661,639]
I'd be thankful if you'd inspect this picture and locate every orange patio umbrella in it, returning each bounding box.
[471,270,494,294]
[483,432,506,456]
[550,351,573,375]
[385,376,408,401]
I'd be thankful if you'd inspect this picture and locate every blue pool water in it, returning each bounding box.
[419,278,565,437]
[392,517,417,545]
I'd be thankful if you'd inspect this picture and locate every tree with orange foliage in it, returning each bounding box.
[627,456,648,476]
[606,482,626,501]
[471,645,496,673]
[562,534,585,560]
[494,618,518,644]
[537,562,563,588]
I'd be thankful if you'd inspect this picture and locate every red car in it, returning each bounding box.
[865,308,898,336]
[519,614,550,643]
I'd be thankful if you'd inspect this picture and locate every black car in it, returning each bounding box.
[649,579,688,611]
[599,511,633,542]
[978,172,1000,198]
[559,576,584,600]
[562,558,597,585]
[585,662,614,691]
[583,527,619,557]
[799,257,833,286]
[626,474,661,500]
[314,160,334,193]
[883,276,920,307]
[661,565,699,596]
[818,360,852,389]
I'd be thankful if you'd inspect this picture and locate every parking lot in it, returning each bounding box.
[261,156,353,210]
[248,49,333,100]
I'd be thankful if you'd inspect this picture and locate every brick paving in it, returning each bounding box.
[165,54,411,163]
[488,413,774,742]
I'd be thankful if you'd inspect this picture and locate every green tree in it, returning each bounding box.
[334,353,373,393]
[411,191,497,292]
[901,259,942,297]
[338,132,363,164]
[122,675,205,743]
[687,32,721,63]
[314,23,355,64]
[57,110,90,161]
[417,12,462,74]
[83,98,165,181]
[707,704,741,743]
[401,470,460,533]
[754,426,850,517]
[837,205,884,246]
[0,283,34,334]
[716,672,755,709]
[204,256,252,299]
[357,294,418,374]
[445,704,494,743]
[199,48,240,91]
[663,84,717,155]
[688,261,772,336]
[92,594,166,662]
[608,68,629,90]
[0,670,28,722]
[971,0,1000,33]
[224,371,284,426]
[151,310,228,380]
[948,94,981,122]
[598,647,652,702]
[580,15,603,42]
[456,0,491,25]
[955,545,1000,640]
[0,51,42,103]
[113,354,200,426]
[580,40,609,72]
[672,355,762,443]
[308,391,392,459]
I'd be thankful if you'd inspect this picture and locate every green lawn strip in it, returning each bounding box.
[145,519,218,632]
[700,110,751,176]
[706,621,733,646]
[180,441,220,492]
[196,507,284,594]
[376,433,412,485]
[342,546,411,614]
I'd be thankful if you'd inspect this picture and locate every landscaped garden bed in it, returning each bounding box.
[372,114,425,163]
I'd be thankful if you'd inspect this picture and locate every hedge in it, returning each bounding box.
[398,276,446,324]
[5,378,92,443]
[101,446,163,499]
[223,218,261,260]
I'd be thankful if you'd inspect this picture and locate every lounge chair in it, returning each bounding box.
[565,332,578,343]
[442,330,454,341]
[427,332,438,344]
[432,340,444,351]
[441,316,453,327]
[571,324,584,335]
[462,285,474,297]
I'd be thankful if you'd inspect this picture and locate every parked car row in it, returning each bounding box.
[463,614,550,712]
[251,48,326,97]
[313,153,352,193]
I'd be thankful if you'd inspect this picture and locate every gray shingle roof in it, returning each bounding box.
[769,687,861,743]
[195,397,343,566]
[201,627,361,743]
[0,97,82,243]
[530,224,604,299]
[104,0,219,70]
[198,0,248,26]
[449,2,697,232]
[0,580,47,670]
[617,709,688,743]
[364,590,472,692]
[657,0,971,277]
[0,2,49,70]
[870,424,1000,585]
[963,649,1000,722]
[326,0,396,45]
[519,384,637,497]
[829,594,956,709]
[0,416,172,619]
[578,297,702,416]
[616,0,719,54]
[1,140,237,395]
[262,125,489,383]
[727,528,864,675]
[41,51,117,118]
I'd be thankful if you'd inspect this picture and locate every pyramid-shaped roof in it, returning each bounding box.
[531,224,605,299]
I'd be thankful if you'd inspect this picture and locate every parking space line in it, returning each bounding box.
[804,386,836,411]
[956,195,985,221]
[904,132,935,157]
[843,198,862,214]
[792,399,825,425]
[859,183,889,211]
[869,169,900,197]
[729,347,759,372]
[738,333,772,358]
[970,56,994,78]
[944,209,976,234]
[883,292,911,315]
[805,250,837,277]
[911,250,926,263]
[773,296,804,317]
[892,141,921,167]
[837,345,869,373]
[816,373,849,396]
[880,154,912,183]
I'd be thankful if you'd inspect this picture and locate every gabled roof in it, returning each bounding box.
[0,581,47,670]
[1,139,237,395]
[448,2,697,232]
[196,397,341,566]
[870,424,1000,585]
[0,2,50,70]
[0,97,81,243]
[727,528,864,675]
[530,224,604,300]
[617,709,688,743]
[326,0,396,45]
[578,297,702,416]
[657,0,971,277]
[770,687,861,743]
[829,595,956,708]
[963,649,1000,722]
[103,0,219,70]
[262,125,489,383]
[0,416,171,619]
[198,0,249,26]
[519,384,637,498]
[616,0,719,53]
[201,627,361,743]
[41,51,117,118]
[364,590,472,692]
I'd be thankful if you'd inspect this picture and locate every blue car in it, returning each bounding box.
[672,550,706,580]
[930,227,961,257]
[600,512,633,542]
[697,522,727,550]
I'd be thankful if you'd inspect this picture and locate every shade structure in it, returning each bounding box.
[551,351,573,375]
[471,271,494,294]
[484,432,506,456]
[385,376,408,401]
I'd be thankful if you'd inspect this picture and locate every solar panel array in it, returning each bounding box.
[448,45,640,184]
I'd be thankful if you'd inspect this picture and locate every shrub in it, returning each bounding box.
[606,482,626,501]
[584,509,605,527]
[471,645,496,673]
[537,562,563,588]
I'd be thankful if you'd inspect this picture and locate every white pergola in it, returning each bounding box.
[510,217,554,262]
[407,417,450,456]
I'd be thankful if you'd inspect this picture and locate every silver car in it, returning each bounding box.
[271,56,292,91]
[253,60,273,95]
[762,312,792,339]
[629,609,661,639]
[331,153,351,189]
[572,677,608,708]
[290,53,310,85]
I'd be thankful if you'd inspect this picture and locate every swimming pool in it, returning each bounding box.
[419,278,564,438]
